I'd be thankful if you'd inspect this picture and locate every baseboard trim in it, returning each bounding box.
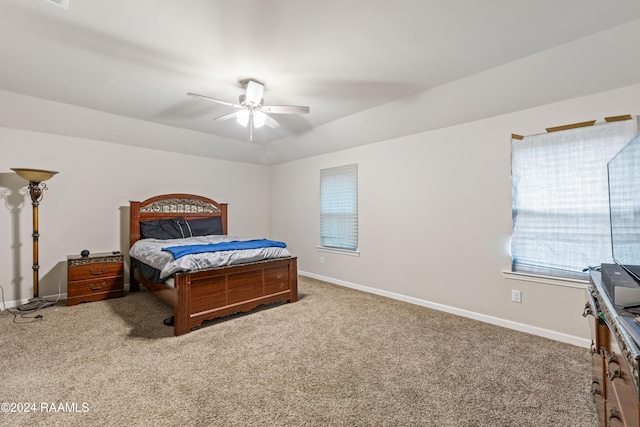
[2,293,67,310]
[1,283,135,310]
[299,270,591,349]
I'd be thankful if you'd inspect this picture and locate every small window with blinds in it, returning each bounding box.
[511,116,638,279]
[320,164,358,251]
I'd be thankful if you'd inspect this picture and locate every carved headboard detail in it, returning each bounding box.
[140,198,221,214]
[129,193,228,248]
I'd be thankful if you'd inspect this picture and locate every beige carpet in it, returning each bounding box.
[0,276,597,426]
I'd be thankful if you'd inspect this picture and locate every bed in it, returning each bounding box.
[129,193,298,336]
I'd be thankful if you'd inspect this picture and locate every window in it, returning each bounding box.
[511,118,638,279]
[320,164,358,251]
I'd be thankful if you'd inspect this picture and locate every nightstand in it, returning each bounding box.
[67,252,124,306]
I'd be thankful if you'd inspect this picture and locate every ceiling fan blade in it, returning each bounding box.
[213,112,238,121]
[245,81,264,105]
[187,92,242,109]
[261,105,310,114]
[264,114,280,129]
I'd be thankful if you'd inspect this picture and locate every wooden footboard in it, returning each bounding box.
[132,257,298,336]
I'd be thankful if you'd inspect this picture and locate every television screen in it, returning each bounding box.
[608,131,640,281]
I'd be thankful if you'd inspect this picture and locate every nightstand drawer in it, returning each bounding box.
[68,262,123,281]
[67,252,124,306]
[67,276,124,298]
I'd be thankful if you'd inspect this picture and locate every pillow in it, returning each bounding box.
[140,217,187,240]
[140,216,224,239]
[185,217,224,236]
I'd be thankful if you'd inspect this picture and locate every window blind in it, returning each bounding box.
[320,164,358,251]
[511,118,638,279]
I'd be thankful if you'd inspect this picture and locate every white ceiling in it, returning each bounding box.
[3,0,640,164]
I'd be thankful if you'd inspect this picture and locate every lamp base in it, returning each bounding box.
[17,297,55,311]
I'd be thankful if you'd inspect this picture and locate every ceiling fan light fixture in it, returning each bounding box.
[253,111,267,128]
[236,109,250,127]
[188,78,309,139]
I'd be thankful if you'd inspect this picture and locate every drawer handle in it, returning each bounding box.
[590,381,602,398]
[607,366,621,381]
[90,281,106,290]
[89,267,107,275]
[609,407,622,422]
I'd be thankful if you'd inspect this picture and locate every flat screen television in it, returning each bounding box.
[608,131,640,282]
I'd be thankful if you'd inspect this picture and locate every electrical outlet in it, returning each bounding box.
[320,256,325,264]
[511,290,522,303]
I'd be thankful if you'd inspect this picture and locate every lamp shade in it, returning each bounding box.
[11,168,59,182]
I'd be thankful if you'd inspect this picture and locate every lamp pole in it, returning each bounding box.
[11,168,58,308]
[27,180,44,297]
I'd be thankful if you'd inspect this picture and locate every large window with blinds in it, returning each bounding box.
[320,164,358,251]
[511,117,638,279]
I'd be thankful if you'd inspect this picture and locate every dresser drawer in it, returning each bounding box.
[67,276,124,298]
[587,276,640,427]
[605,346,640,427]
[68,262,123,281]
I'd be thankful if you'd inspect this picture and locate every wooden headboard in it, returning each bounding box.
[129,193,228,248]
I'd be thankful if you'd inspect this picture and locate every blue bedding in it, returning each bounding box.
[162,239,287,259]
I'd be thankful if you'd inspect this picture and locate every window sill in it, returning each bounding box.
[502,270,589,289]
[317,246,360,257]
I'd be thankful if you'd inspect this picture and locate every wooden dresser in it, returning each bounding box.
[67,252,124,306]
[585,271,640,426]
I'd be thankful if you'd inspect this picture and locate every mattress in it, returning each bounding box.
[129,235,292,280]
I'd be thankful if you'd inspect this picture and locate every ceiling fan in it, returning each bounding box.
[187,79,310,140]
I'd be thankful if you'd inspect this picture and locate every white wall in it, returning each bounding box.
[270,83,640,346]
[0,127,270,306]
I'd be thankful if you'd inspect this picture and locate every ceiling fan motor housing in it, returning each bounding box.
[239,94,263,108]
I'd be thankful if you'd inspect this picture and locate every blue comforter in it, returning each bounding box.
[163,239,287,259]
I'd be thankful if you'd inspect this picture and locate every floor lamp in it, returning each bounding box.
[11,168,59,311]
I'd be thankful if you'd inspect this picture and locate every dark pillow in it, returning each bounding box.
[185,217,224,236]
[140,217,187,240]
